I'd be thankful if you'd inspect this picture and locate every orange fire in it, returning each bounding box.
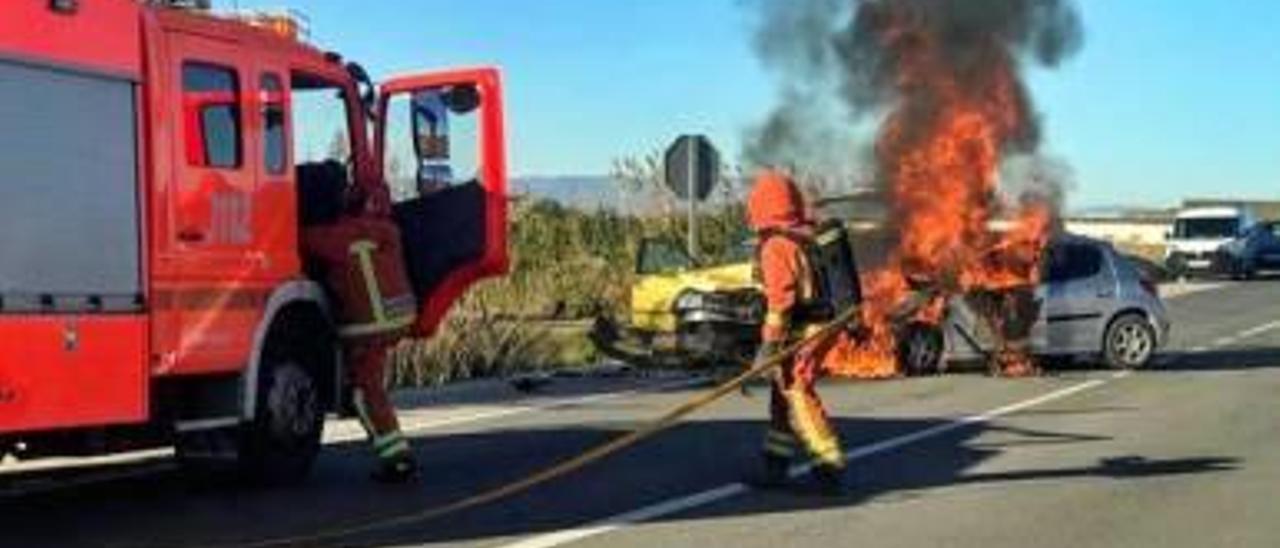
[824,272,910,379]
[823,10,1053,378]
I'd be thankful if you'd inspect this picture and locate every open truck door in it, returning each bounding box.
[376,68,508,336]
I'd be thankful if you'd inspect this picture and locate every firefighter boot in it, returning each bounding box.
[372,451,419,484]
[812,463,851,497]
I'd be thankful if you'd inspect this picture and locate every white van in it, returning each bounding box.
[1165,206,1256,275]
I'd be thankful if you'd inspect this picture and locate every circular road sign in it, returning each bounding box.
[664,135,720,202]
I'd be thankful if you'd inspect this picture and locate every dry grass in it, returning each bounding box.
[388,316,555,387]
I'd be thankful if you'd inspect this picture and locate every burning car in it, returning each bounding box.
[900,235,1170,373]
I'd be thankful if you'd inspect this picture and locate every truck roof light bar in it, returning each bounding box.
[230,8,312,42]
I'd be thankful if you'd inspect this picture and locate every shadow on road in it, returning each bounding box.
[1155,347,1280,372]
[954,455,1238,483]
[0,413,1240,548]
[1024,346,1280,374]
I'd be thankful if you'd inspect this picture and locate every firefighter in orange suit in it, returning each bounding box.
[748,169,848,495]
[303,184,419,483]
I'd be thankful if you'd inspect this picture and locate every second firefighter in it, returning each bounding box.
[747,169,850,495]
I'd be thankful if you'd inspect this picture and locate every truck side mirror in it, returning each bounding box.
[444,84,481,115]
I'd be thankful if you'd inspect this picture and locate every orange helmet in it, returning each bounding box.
[747,168,806,230]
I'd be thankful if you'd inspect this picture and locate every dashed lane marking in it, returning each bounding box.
[1235,320,1280,342]
[1212,336,1240,348]
[1185,319,1280,360]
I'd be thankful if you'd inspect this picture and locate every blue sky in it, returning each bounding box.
[218,1,1280,209]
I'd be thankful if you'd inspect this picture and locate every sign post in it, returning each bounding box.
[664,135,720,261]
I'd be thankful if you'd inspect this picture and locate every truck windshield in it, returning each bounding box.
[292,74,353,166]
[1173,218,1239,239]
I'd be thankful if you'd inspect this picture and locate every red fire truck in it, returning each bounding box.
[0,1,508,480]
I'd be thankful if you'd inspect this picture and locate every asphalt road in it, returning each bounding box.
[2,280,1279,548]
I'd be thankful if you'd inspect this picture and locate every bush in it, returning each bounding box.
[389,310,555,387]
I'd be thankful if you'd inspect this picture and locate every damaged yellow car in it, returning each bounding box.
[594,238,763,366]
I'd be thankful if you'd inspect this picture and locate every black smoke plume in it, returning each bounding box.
[743,0,1083,192]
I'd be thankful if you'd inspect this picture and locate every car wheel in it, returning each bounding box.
[1226,258,1253,280]
[1103,314,1156,370]
[898,323,944,376]
[239,358,324,484]
[1165,255,1189,280]
[676,323,719,367]
[1241,262,1257,280]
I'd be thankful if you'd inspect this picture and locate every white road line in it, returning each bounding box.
[1212,336,1239,348]
[0,449,172,477]
[492,378,1111,548]
[399,378,710,435]
[1191,320,1280,358]
[1235,320,1280,342]
[322,377,711,445]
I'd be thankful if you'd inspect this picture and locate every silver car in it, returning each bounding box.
[901,235,1171,372]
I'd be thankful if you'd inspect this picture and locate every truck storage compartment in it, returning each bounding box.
[0,59,142,312]
[0,316,148,433]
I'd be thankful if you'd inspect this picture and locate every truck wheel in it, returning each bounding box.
[239,357,324,484]
[1103,314,1156,370]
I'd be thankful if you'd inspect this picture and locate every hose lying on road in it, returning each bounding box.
[231,304,867,548]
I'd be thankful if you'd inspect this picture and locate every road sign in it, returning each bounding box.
[664,135,719,202]
[663,135,720,260]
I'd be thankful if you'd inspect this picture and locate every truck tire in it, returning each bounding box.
[173,359,323,484]
[238,356,324,484]
[177,308,333,485]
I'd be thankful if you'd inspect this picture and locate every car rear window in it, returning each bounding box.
[1044,243,1103,283]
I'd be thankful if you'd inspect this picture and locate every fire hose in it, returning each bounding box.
[232,303,867,548]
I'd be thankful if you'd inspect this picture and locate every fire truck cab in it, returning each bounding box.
[0,1,507,481]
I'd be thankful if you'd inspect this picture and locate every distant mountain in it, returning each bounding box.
[512,175,620,210]
[512,174,747,213]
[1068,204,1176,220]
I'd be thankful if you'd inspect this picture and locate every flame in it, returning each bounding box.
[823,272,908,379]
[822,9,1053,378]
